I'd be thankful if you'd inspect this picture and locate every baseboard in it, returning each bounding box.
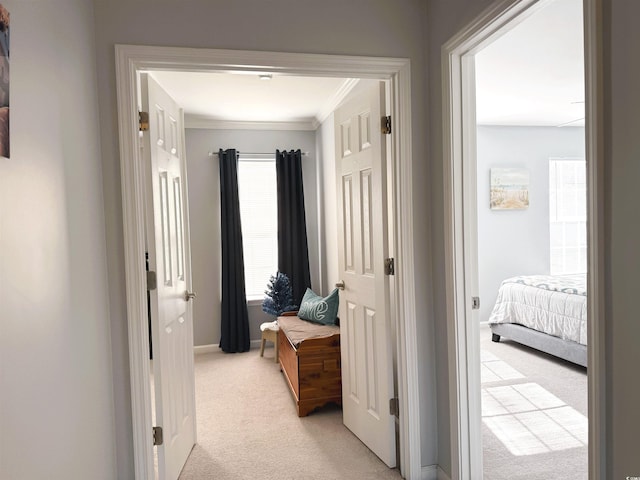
[194,339,263,355]
[421,465,451,480]
[194,344,218,355]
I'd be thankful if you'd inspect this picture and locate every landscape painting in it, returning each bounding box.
[0,3,8,158]
[490,168,529,210]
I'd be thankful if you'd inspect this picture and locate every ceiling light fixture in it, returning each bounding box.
[258,74,272,81]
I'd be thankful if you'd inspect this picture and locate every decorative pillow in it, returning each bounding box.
[297,288,340,326]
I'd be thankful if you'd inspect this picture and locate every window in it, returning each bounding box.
[237,157,278,299]
[549,158,586,275]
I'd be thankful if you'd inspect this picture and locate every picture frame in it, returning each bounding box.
[490,168,529,210]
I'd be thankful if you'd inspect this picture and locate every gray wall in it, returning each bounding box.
[476,126,585,323]
[1,1,637,479]
[185,128,319,346]
[428,0,640,477]
[606,2,640,476]
[0,0,115,478]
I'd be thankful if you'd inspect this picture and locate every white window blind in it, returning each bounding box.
[549,158,586,275]
[237,157,278,299]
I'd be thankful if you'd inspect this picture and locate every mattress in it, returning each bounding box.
[488,274,587,346]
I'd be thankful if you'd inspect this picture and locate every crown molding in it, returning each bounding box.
[315,78,360,125]
[184,115,317,131]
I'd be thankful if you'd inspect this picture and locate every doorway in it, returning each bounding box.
[115,46,421,480]
[441,0,604,479]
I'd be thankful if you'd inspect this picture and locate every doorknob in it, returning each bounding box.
[184,290,197,302]
[335,281,345,290]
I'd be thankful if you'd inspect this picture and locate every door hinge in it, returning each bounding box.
[153,426,163,446]
[384,258,395,276]
[139,111,149,132]
[472,297,480,310]
[389,397,400,418]
[381,115,392,135]
[147,270,157,291]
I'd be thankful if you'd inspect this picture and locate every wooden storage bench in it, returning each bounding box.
[277,315,341,417]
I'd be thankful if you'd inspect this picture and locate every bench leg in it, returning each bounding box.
[274,336,279,363]
[260,337,266,357]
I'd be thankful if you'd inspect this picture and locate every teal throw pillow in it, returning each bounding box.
[298,288,339,326]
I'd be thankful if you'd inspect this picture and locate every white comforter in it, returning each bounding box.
[488,274,587,346]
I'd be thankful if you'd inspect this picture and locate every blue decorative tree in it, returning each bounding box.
[262,272,298,316]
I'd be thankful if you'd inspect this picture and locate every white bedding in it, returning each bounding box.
[488,274,587,346]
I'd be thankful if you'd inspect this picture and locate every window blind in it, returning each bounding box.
[237,157,278,298]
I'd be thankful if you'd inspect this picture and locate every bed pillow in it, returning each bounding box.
[297,288,339,326]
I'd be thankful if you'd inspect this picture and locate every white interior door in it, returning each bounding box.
[334,81,396,467]
[142,73,197,480]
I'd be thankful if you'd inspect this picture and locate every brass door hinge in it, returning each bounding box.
[146,270,157,291]
[139,111,149,132]
[384,258,395,276]
[381,115,392,135]
[153,426,163,446]
[389,397,399,418]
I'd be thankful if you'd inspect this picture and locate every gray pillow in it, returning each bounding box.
[297,288,339,325]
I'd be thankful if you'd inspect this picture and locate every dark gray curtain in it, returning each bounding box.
[276,149,311,306]
[218,149,250,353]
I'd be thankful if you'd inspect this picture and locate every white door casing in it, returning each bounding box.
[335,81,396,467]
[441,0,604,478]
[142,73,197,480]
[115,46,420,480]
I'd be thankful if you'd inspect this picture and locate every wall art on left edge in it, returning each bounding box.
[0,4,8,158]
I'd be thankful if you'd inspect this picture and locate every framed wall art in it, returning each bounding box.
[490,168,529,210]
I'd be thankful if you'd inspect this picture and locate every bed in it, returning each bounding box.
[488,273,587,367]
[277,315,342,416]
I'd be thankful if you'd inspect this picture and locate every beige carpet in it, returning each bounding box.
[179,346,402,480]
[480,323,588,480]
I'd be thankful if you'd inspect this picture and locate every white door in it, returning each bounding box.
[142,73,197,480]
[334,82,396,467]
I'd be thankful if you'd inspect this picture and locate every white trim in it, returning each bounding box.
[584,0,606,477]
[194,340,262,355]
[421,465,452,480]
[193,344,218,355]
[115,45,420,480]
[315,78,360,125]
[184,116,318,131]
[441,0,603,478]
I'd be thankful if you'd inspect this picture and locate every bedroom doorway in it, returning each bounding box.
[442,0,604,479]
[115,46,421,480]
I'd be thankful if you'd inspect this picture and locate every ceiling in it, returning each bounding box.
[150,0,583,129]
[475,0,584,126]
[149,71,355,129]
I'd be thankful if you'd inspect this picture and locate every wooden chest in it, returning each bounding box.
[277,316,342,417]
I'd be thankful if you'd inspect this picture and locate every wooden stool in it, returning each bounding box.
[259,321,279,362]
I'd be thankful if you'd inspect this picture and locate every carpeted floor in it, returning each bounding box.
[480,323,588,480]
[178,345,402,480]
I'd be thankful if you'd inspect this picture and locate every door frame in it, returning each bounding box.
[115,45,421,480]
[441,0,605,478]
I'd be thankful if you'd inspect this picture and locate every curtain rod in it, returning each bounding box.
[208,151,309,157]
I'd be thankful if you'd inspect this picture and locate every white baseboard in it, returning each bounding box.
[421,465,451,480]
[194,339,263,355]
[194,344,218,355]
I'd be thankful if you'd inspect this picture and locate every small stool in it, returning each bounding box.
[259,321,279,362]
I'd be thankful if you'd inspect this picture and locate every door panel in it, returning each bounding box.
[143,73,196,480]
[335,81,396,468]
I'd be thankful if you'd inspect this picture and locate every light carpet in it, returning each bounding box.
[179,346,402,480]
[480,323,588,480]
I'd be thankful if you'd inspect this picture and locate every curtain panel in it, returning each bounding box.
[218,148,250,353]
[276,149,311,306]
